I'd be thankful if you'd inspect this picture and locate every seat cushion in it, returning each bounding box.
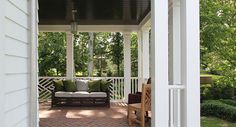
[55,91,72,97]
[90,92,107,97]
[76,80,89,91]
[71,91,90,97]
[63,80,77,92]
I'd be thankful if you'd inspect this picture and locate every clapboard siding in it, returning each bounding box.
[5,56,29,74]
[5,103,29,127]
[5,36,29,58]
[5,1,29,29]
[14,118,29,127]
[8,0,28,14]
[5,18,29,43]
[2,0,31,126]
[5,88,29,112]
[5,74,29,93]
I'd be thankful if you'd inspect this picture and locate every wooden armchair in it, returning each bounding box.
[127,84,151,127]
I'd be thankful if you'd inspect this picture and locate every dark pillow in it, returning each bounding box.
[63,80,77,92]
[53,80,64,92]
[88,80,101,92]
[100,79,110,92]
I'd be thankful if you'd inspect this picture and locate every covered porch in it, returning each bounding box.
[37,0,200,127]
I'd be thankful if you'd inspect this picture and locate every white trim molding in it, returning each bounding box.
[138,12,151,29]
[39,25,139,32]
[151,0,169,126]
[0,0,6,126]
[30,0,39,127]
[180,0,200,127]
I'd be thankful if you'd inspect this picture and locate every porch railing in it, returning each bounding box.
[38,77,139,102]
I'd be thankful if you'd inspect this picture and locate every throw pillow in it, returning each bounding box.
[76,80,89,91]
[100,79,110,92]
[53,80,64,92]
[88,80,101,92]
[63,80,77,92]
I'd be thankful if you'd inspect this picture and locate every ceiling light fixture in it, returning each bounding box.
[71,9,78,34]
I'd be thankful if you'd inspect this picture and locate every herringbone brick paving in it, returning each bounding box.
[39,102,150,127]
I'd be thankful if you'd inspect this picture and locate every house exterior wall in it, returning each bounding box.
[0,0,33,126]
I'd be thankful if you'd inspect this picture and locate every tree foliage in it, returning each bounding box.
[110,32,124,76]
[200,0,236,85]
[38,32,66,76]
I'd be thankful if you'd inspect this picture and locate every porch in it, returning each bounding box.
[37,0,200,126]
[39,101,151,127]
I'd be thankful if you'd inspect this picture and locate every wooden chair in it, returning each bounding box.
[127,83,151,127]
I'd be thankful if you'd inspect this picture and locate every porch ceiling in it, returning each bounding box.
[39,0,151,25]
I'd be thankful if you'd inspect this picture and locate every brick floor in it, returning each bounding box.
[39,102,150,127]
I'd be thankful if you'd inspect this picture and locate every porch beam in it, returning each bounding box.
[123,32,131,103]
[66,32,74,80]
[151,0,169,126]
[180,0,200,127]
[39,25,138,32]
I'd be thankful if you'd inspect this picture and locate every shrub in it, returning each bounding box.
[201,78,235,101]
[201,100,236,122]
[220,99,236,107]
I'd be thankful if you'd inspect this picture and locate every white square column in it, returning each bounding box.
[180,0,200,127]
[123,32,131,103]
[169,0,181,127]
[151,0,169,126]
[66,32,74,80]
[138,27,150,91]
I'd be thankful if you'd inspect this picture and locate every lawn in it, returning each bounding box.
[201,117,236,127]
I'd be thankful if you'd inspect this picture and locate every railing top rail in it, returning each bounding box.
[168,84,185,90]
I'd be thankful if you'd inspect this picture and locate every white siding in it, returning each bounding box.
[0,0,31,126]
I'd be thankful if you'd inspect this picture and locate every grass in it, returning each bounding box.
[201,117,236,127]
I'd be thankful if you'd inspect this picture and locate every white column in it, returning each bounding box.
[66,32,74,80]
[137,31,143,91]
[180,0,200,127]
[123,32,131,103]
[88,32,94,77]
[169,0,181,127]
[138,28,150,92]
[151,0,169,127]
[141,27,150,82]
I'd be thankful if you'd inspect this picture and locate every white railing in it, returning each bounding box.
[168,84,184,127]
[38,77,139,102]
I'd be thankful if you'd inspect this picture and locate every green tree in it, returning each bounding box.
[74,32,90,76]
[131,33,138,77]
[93,32,111,76]
[110,32,124,76]
[38,32,66,76]
[200,0,236,84]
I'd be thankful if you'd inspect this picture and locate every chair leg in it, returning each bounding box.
[128,107,132,125]
[140,112,145,127]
